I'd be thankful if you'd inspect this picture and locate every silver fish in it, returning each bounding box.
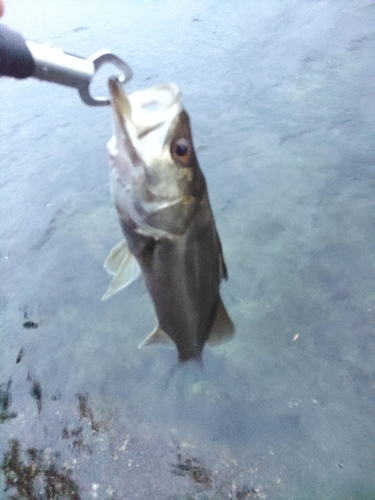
[103,77,234,361]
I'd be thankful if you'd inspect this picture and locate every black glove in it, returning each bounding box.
[0,24,35,78]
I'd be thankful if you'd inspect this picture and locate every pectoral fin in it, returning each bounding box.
[102,240,141,300]
[138,325,172,349]
[207,297,235,345]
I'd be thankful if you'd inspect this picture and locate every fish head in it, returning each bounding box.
[108,77,205,236]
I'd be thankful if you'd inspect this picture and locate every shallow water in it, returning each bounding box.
[1,0,374,498]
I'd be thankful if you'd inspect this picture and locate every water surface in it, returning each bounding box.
[1,0,374,498]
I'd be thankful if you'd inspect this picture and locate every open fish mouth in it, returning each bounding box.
[108,77,182,140]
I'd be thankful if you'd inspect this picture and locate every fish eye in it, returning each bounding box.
[171,138,191,164]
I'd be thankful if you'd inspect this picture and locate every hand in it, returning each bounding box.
[0,1,4,18]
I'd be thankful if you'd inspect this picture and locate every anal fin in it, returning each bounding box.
[138,325,172,349]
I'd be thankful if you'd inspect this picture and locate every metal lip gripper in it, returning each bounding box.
[26,41,133,106]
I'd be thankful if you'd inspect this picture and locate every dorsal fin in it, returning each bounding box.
[207,297,235,346]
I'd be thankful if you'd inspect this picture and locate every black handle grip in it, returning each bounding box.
[0,24,35,78]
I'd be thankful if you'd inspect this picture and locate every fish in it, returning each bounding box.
[102,76,234,362]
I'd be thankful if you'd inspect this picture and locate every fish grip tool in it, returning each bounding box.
[0,25,132,105]
[26,41,133,106]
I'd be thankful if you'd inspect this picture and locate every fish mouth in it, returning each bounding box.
[108,77,142,169]
[108,77,182,141]
[108,77,132,122]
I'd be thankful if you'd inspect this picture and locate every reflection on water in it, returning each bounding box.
[1,0,375,498]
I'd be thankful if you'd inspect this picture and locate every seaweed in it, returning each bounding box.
[27,374,42,414]
[1,439,81,500]
[76,393,99,432]
[22,321,39,330]
[0,379,17,423]
[235,487,265,499]
[62,425,92,454]
[16,348,25,363]
[171,453,212,488]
